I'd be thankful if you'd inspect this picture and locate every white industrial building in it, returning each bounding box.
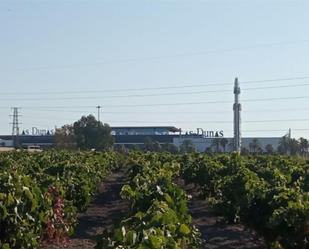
[173,136,281,153]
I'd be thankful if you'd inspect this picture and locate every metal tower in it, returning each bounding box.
[10,107,21,147]
[233,78,241,152]
[96,105,101,122]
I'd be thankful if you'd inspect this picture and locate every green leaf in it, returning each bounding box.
[114,228,124,242]
[149,235,164,249]
[1,243,11,249]
[0,205,8,218]
[164,193,174,206]
[7,193,14,205]
[125,230,137,245]
[179,224,191,235]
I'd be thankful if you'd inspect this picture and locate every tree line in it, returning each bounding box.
[138,136,309,156]
[244,136,309,156]
[209,136,309,156]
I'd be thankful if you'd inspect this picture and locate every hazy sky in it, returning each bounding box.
[1,0,309,138]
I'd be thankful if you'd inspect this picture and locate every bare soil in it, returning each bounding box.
[41,171,129,249]
[181,180,266,249]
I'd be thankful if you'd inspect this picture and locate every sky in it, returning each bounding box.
[0,0,309,138]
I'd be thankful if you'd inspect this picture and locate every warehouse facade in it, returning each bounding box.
[0,126,282,152]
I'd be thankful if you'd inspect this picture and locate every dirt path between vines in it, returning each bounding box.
[42,171,129,249]
[181,180,266,249]
[42,172,266,249]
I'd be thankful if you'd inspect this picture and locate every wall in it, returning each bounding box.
[0,139,13,147]
[173,136,281,152]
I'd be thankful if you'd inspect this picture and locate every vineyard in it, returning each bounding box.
[0,151,121,249]
[0,151,309,249]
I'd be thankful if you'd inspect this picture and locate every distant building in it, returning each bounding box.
[0,135,54,148]
[112,126,181,135]
[0,126,282,152]
[173,136,281,153]
[0,126,181,149]
[112,126,181,148]
[0,138,13,147]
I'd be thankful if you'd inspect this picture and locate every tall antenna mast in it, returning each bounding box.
[233,78,241,152]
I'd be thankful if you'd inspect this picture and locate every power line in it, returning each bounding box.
[24,109,230,114]
[18,117,309,131]
[242,107,309,113]
[0,95,309,110]
[17,124,309,134]
[243,119,309,123]
[1,82,309,101]
[34,118,308,124]
[244,83,309,91]
[18,107,309,122]
[244,128,309,132]
[22,106,309,114]
[19,118,309,132]
[2,75,309,96]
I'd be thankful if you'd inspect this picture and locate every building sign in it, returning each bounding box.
[185,128,224,137]
[22,127,55,136]
[197,128,224,138]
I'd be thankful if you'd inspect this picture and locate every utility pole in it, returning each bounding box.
[233,78,241,153]
[287,128,292,155]
[96,106,101,122]
[10,107,22,148]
